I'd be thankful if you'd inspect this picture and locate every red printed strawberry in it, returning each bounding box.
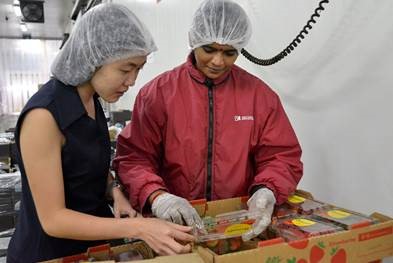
[330,247,347,263]
[309,242,325,263]
[286,257,307,263]
[289,239,309,249]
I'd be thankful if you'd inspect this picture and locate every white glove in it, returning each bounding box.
[242,188,276,241]
[151,193,204,231]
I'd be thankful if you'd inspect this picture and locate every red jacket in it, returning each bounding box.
[113,54,303,211]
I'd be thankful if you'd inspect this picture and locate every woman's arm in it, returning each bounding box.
[107,172,139,218]
[19,108,193,255]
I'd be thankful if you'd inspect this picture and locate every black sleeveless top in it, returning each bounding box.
[7,79,113,263]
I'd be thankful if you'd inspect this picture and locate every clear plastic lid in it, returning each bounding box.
[196,210,260,242]
[312,208,377,229]
[273,215,344,241]
[286,194,330,214]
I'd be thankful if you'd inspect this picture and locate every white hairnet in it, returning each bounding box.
[188,0,252,51]
[51,3,157,86]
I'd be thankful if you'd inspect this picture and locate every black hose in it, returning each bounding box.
[241,0,330,66]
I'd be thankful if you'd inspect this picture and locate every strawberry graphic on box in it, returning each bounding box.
[330,247,347,263]
[287,257,308,263]
[288,239,309,249]
[309,241,326,263]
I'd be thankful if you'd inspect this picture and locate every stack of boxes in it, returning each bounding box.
[0,172,21,256]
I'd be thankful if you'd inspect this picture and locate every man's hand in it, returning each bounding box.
[242,188,276,241]
[151,192,204,231]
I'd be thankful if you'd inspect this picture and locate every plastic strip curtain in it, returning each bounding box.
[0,39,61,114]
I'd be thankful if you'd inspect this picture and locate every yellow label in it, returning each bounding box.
[292,218,316,227]
[327,209,351,219]
[288,195,305,204]
[224,224,252,236]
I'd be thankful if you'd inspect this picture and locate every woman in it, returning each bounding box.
[114,0,303,242]
[7,3,193,263]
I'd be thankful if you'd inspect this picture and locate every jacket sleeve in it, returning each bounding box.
[112,87,168,212]
[249,93,303,205]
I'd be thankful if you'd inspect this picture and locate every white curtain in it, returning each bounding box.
[0,39,61,114]
[114,0,393,218]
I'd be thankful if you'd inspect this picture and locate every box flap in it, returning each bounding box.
[132,253,205,263]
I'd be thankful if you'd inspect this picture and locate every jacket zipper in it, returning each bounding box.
[205,79,214,201]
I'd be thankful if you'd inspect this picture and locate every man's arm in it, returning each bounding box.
[250,93,303,205]
[113,89,168,212]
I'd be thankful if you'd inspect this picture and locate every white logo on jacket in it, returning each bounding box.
[234,115,254,121]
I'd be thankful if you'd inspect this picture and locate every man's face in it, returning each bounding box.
[194,43,238,79]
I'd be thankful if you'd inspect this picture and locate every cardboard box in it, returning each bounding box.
[86,243,205,263]
[193,193,393,263]
[43,241,205,263]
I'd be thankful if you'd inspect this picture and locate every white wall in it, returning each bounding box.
[114,0,393,217]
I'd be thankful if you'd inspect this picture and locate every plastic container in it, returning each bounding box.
[273,216,343,241]
[114,250,144,262]
[202,237,243,255]
[273,203,298,218]
[286,194,330,215]
[312,208,376,230]
[195,210,259,254]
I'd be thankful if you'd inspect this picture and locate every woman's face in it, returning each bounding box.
[90,55,147,103]
[194,43,238,79]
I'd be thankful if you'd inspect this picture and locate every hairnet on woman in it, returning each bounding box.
[51,3,157,86]
[115,0,303,245]
[7,3,194,263]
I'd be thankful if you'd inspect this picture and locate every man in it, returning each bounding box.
[114,0,303,241]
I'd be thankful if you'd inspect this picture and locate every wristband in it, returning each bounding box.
[110,179,123,190]
[106,179,123,199]
[149,190,164,205]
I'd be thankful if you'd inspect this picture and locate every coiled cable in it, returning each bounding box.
[241,0,330,66]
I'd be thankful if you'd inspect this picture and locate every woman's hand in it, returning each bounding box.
[133,218,195,255]
[112,188,139,218]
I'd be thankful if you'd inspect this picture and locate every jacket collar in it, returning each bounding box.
[186,52,231,86]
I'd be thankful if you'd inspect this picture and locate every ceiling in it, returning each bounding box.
[0,0,74,39]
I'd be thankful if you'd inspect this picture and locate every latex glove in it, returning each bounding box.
[112,188,140,218]
[242,188,276,241]
[151,193,204,231]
